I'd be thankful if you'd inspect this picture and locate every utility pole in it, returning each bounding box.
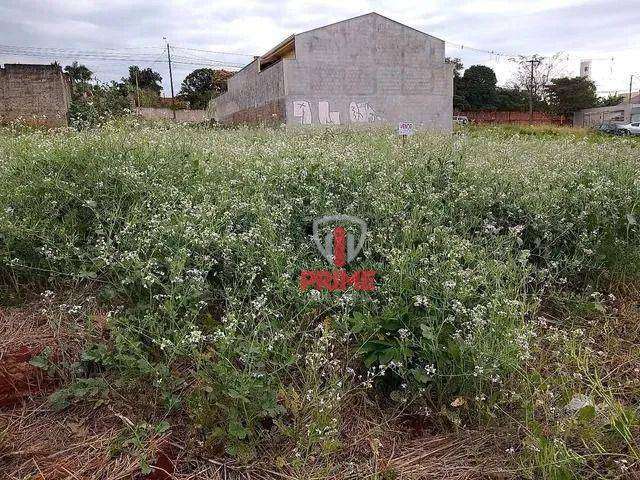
[134,70,141,109]
[165,38,176,121]
[526,58,541,125]
[629,74,634,122]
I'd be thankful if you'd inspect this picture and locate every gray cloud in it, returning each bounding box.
[0,0,636,94]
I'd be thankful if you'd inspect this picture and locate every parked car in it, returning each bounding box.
[453,115,469,125]
[618,122,640,135]
[593,123,624,136]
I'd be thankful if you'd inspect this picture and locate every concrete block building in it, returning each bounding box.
[211,13,453,131]
[0,64,71,127]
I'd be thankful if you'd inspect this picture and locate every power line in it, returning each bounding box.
[0,38,532,66]
[0,49,244,69]
[171,45,256,57]
[146,50,167,68]
[1,39,631,71]
[168,54,244,67]
[0,44,164,56]
[444,40,638,72]
[444,40,520,59]
[0,43,247,68]
[0,43,253,63]
[0,49,160,61]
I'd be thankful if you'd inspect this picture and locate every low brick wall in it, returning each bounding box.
[455,110,566,125]
[134,107,206,123]
[0,64,71,127]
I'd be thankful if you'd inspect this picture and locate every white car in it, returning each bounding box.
[453,115,469,125]
[619,122,640,135]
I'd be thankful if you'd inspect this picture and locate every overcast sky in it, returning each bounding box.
[1,0,638,96]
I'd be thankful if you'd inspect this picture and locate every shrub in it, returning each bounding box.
[69,82,131,129]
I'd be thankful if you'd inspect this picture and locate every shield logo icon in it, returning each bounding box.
[312,215,367,267]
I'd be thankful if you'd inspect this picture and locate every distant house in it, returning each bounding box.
[620,91,640,105]
[0,64,71,127]
[574,90,640,126]
[574,102,640,126]
[210,12,453,131]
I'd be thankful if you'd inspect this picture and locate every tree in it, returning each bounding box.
[124,66,163,95]
[64,61,92,83]
[511,53,567,109]
[446,57,468,110]
[461,65,497,110]
[495,87,529,111]
[598,94,624,107]
[545,76,598,118]
[178,68,234,109]
[447,57,464,79]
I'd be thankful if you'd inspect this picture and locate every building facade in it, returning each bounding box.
[0,64,71,127]
[211,13,453,131]
[574,103,640,127]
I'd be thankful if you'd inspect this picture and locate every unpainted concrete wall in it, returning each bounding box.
[574,104,640,126]
[285,13,452,131]
[0,64,71,127]
[212,60,285,125]
[213,13,452,131]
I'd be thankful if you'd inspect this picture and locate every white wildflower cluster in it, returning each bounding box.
[185,328,204,345]
[443,280,457,290]
[40,290,55,300]
[413,295,430,307]
[59,303,84,315]
[158,338,173,351]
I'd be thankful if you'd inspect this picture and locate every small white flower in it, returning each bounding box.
[398,328,410,340]
[413,295,429,307]
[443,280,457,290]
[424,364,437,375]
[509,225,525,235]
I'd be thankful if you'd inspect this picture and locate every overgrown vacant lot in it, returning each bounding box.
[0,122,638,479]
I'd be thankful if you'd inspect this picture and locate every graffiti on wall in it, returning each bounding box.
[292,100,382,125]
[349,102,380,123]
[293,100,312,125]
[318,101,340,125]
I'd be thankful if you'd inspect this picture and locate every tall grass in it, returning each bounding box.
[0,120,638,462]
